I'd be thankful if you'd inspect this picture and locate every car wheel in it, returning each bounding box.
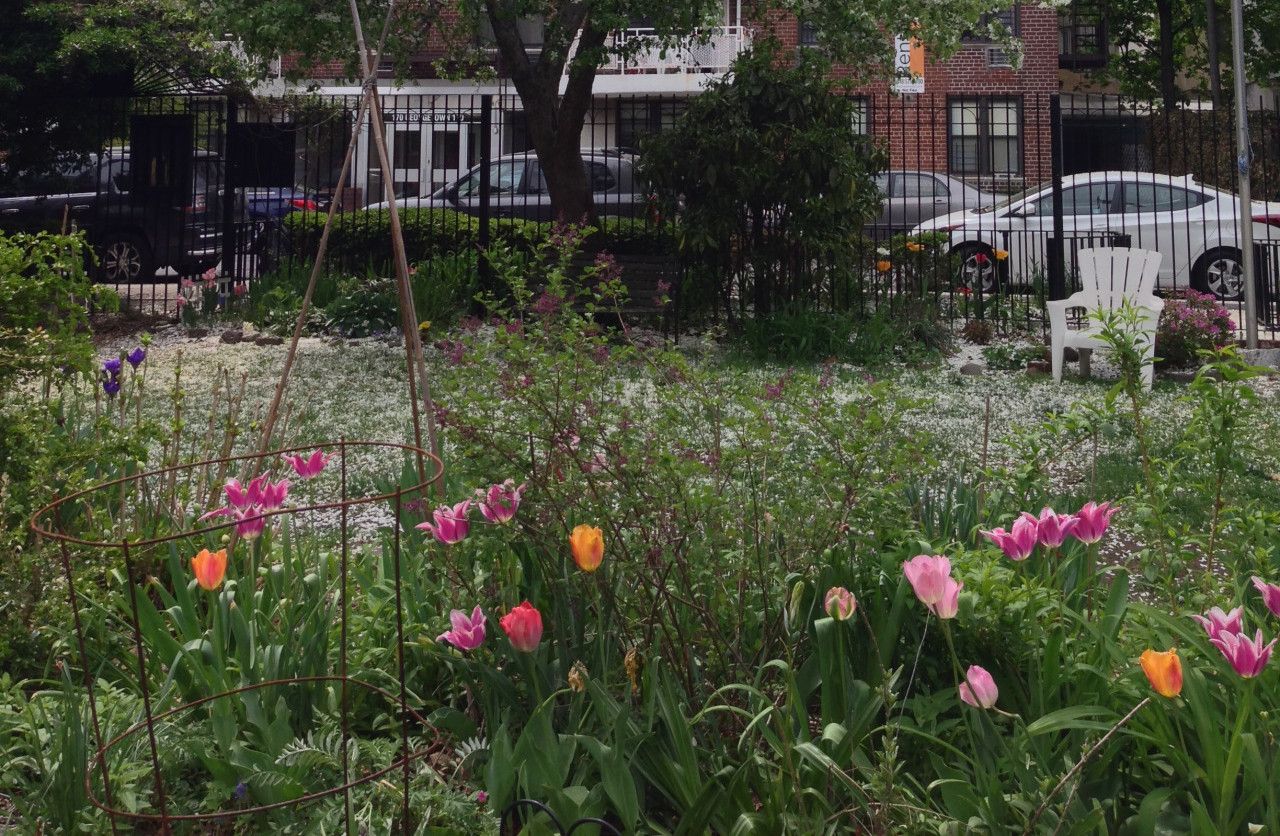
[97,233,154,283]
[1193,248,1247,301]
[954,243,1000,294]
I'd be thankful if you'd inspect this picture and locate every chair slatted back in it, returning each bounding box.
[1076,247,1163,310]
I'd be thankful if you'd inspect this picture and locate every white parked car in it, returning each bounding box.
[912,171,1280,299]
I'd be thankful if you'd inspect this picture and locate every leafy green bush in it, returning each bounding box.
[280,207,673,271]
[640,43,885,320]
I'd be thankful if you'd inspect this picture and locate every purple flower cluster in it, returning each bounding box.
[99,346,147,397]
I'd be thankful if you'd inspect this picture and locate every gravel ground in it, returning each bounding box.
[89,322,1280,597]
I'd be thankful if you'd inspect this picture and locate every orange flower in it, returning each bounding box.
[876,260,892,273]
[569,524,604,573]
[994,249,1009,261]
[191,548,228,591]
[1139,648,1183,698]
[906,241,925,253]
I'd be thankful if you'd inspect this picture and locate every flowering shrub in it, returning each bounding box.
[1157,289,1235,367]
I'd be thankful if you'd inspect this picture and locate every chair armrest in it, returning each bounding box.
[1045,291,1090,312]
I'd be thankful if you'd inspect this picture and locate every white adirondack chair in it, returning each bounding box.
[1048,247,1164,390]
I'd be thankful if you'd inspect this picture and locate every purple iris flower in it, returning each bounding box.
[126,347,146,368]
[102,357,122,376]
[102,377,121,397]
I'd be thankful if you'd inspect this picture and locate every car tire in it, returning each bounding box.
[97,233,155,283]
[1192,248,1249,301]
[953,243,1001,295]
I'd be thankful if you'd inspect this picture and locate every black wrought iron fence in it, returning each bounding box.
[5,89,1278,336]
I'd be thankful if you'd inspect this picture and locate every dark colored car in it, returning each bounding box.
[366,151,648,221]
[0,148,222,282]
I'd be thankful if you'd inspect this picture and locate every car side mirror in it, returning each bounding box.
[1006,208,1033,219]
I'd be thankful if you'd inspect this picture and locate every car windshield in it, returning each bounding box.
[977,184,1044,214]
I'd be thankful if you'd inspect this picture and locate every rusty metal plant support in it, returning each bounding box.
[31,440,444,832]
[500,799,625,836]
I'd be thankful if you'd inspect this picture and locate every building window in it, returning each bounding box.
[849,97,870,135]
[798,20,819,47]
[962,6,1021,42]
[948,97,1022,177]
[616,100,686,151]
[1059,1,1107,69]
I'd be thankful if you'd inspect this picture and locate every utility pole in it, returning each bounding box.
[1230,0,1258,347]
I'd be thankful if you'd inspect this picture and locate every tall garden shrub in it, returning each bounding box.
[640,43,886,321]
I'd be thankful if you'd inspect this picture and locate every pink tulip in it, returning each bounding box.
[981,514,1039,561]
[931,577,963,619]
[477,480,526,525]
[824,587,857,621]
[1211,628,1277,678]
[233,507,267,540]
[1071,501,1117,544]
[902,555,952,607]
[259,478,290,510]
[282,450,332,480]
[1192,606,1244,641]
[224,476,261,509]
[438,605,486,651]
[1034,507,1079,548]
[499,601,543,652]
[1252,576,1280,619]
[958,665,998,709]
[417,500,472,545]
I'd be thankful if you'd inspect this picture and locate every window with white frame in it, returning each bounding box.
[849,97,870,135]
[948,97,1022,176]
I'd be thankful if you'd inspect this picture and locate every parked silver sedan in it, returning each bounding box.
[871,171,997,234]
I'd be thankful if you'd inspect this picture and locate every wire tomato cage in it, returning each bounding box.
[30,440,444,832]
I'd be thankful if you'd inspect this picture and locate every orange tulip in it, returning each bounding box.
[191,548,228,591]
[906,241,925,253]
[876,259,892,273]
[569,524,604,573]
[994,249,1009,261]
[1139,648,1182,698]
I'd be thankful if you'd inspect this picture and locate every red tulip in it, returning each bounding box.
[500,601,543,653]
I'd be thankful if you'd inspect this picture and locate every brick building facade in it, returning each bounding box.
[271,3,1059,201]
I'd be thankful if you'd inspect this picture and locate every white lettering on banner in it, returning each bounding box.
[893,35,925,94]
[382,111,478,124]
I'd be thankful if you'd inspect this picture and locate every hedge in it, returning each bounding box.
[281,207,675,268]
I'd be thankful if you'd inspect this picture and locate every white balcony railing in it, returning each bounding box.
[606,26,750,75]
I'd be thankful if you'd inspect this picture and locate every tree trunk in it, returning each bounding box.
[1157,0,1181,110]
[1205,0,1222,107]
[482,0,606,225]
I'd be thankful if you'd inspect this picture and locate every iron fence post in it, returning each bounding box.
[479,94,493,294]
[1048,95,1067,302]
[222,95,240,284]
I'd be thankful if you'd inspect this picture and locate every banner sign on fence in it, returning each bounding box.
[893,34,925,94]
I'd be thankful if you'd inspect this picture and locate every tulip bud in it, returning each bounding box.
[786,579,806,629]
[824,587,857,621]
